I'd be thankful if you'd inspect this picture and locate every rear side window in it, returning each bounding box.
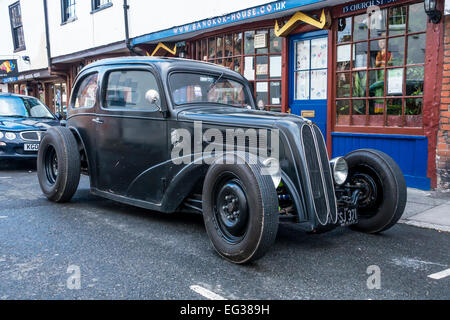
[73,73,98,109]
[104,70,160,111]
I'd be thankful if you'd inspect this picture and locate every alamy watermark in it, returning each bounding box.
[67,265,81,290]
[366,265,381,290]
[170,121,280,176]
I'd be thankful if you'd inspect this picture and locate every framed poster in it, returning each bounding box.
[254,33,267,49]
[295,71,309,100]
[296,40,310,70]
[388,68,403,95]
[310,38,327,69]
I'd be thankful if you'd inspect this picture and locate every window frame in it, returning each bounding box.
[190,27,283,112]
[61,0,76,24]
[91,0,112,13]
[333,1,428,135]
[100,67,165,113]
[70,72,99,110]
[8,1,26,52]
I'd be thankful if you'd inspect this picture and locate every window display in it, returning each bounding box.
[335,3,427,128]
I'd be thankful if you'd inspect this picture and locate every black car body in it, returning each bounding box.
[37,57,407,264]
[0,93,60,159]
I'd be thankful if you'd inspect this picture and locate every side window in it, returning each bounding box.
[73,73,98,109]
[104,70,160,111]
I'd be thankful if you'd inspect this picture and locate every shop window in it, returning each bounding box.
[9,2,25,51]
[335,2,427,129]
[61,0,76,23]
[191,27,283,112]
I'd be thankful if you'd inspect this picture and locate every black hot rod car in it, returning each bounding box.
[37,57,406,264]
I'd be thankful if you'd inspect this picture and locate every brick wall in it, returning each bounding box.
[438,15,450,191]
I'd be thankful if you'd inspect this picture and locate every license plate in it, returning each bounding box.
[338,207,358,226]
[24,144,40,152]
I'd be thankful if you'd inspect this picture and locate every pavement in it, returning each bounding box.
[0,160,449,300]
[401,189,450,233]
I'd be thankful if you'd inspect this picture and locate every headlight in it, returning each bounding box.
[262,157,282,188]
[0,132,3,139]
[330,157,348,185]
[5,132,17,140]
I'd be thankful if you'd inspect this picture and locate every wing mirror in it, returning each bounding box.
[55,112,63,120]
[145,89,161,112]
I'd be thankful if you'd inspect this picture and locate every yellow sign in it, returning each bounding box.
[149,43,177,57]
[274,9,331,37]
[301,110,316,118]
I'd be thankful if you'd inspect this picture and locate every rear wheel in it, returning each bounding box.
[344,149,407,234]
[37,127,81,202]
[202,159,279,264]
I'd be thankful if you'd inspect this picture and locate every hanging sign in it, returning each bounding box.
[0,59,19,78]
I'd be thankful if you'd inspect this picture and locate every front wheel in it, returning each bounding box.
[344,149,407,234]
[37,127,81,202]
[202,159,279,264]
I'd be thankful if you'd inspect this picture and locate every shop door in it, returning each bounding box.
[289,30,328,140]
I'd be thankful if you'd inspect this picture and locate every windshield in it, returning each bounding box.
[170,73,251,108]
[0,96,55,119]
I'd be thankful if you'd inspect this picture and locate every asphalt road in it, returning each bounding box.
[0,160,449,300]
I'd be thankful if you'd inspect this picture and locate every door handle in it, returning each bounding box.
[92,118,104,124]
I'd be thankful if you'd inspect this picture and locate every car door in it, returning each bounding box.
[67,71,100,186]
[94,66,168,203]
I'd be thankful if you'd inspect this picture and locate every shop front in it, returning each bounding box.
[327,0,443,190]
[131,0,444,190]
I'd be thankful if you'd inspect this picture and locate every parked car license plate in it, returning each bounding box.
[24,144,40,151]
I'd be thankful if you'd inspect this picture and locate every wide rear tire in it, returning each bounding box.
[345,149,407,234]
[37,127,81,202]
[202,158,279,264]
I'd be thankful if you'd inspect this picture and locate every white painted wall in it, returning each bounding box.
[47,0,125,58]
[0,0,48,74]
[47,0,272,58]
[1,0,281,63]
[128,0,275,38]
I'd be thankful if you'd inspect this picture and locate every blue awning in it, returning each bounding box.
[132,0,326,46]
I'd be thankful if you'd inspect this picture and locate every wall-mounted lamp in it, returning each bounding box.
[22,56,30,63]
[424,0,441,24]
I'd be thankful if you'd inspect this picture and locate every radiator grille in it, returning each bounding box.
[301,124,337,225]
[301,125,328,224]
[20,131,41,142]
[313,126,338,224]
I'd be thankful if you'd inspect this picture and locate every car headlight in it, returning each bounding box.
[330,157,348,185]
[5,132,17,140]
[0,132,3,139]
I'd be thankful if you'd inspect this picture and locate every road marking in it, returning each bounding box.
[189,285,227,300]
[0,216,7,219]
[428,268,450,280]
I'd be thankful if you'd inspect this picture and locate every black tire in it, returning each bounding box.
[37,127,81,202]
[202,158,279,264]
[344,149,407,234]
